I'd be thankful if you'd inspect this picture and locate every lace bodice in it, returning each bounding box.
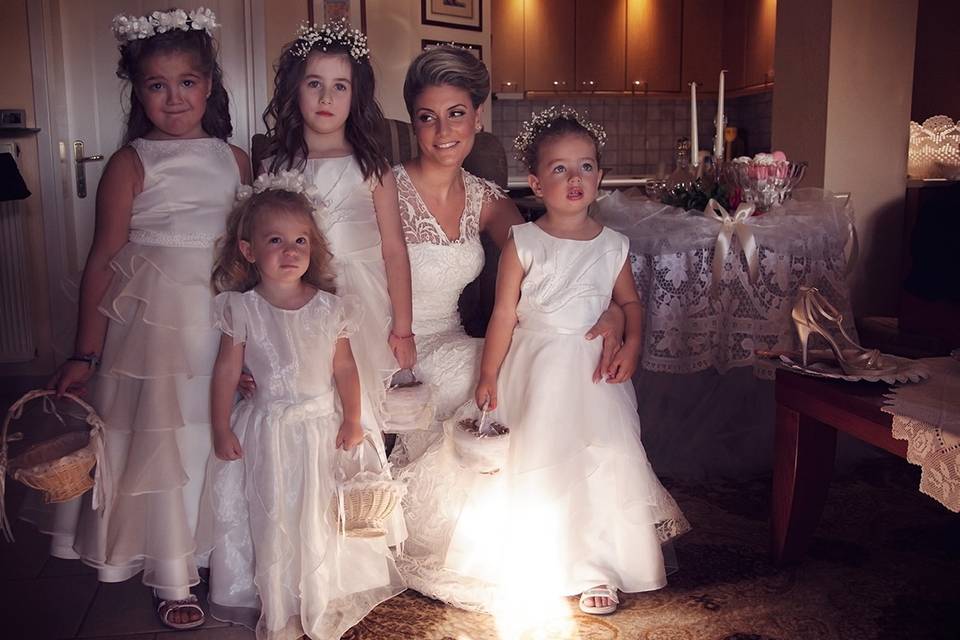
[393,164,503,336]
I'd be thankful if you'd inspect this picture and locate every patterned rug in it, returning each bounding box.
[344,458,959,640]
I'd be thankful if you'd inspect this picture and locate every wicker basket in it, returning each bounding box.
[333,433,405,538]
[381,368,436,433]
[1,389,105,541]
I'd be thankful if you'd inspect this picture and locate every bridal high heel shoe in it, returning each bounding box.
[791,286,898,377]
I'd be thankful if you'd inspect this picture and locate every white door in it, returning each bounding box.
[53,0,254,273]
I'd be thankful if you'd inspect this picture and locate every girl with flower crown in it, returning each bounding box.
[471,107,690,616]
[196,179,404,639]
[35,8,251,630]
[258,22,414,492]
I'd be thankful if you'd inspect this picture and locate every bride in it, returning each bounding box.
[391,46,627,611]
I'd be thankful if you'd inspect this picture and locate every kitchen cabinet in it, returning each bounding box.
[524,0,576,92]
[491,0,525,93]
[682,0,723,92]
[626,0,682,93]
[745,0,776,87]
[576,0,626,92]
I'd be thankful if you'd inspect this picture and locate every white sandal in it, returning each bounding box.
[156,593,205,630]
[579,586,619,615]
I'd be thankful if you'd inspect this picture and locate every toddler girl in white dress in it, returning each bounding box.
[198,178,404,639]
[475,106,690,615]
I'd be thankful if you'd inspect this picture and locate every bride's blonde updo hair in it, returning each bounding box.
[403,46,490,118]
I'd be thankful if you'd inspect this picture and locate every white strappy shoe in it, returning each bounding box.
[579,585,619,615]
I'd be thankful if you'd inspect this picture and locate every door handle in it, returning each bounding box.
[73,140,104,198]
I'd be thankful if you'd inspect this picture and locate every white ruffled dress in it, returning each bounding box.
[197,289,405,640]
[22,137,239,594]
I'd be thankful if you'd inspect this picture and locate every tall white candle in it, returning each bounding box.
[715,70,726,160]
[690,82,699,167]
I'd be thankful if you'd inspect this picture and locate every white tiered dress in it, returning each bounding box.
[492,223,690,597]
[197,290,405,640]
[23,138,239,596]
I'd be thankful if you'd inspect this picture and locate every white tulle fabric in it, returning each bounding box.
[488,223,689,597]
[196,290,405,640]
[594,188,856,377]
[21,138,239,592]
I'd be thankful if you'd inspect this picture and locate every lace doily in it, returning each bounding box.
[596,188,857,376]
[908,115,960,179]
[882,357,960,512]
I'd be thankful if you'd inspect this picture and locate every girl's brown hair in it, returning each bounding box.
[117,28,232,143]
[212,190,336,294]
[263,44,388,182]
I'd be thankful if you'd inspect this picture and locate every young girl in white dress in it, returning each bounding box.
[40,9,250,630]
[260,21,414,467]
[198,179,404,639]
[475,107,690,615]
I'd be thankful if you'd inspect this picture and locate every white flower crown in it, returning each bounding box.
[112,7,219,43]
[514,105,608,167]
[290,18,369,61]
[236,171,326,210]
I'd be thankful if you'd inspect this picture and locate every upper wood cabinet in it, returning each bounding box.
[576,0,626,92]
[524,0,576,92]
[491,0,525,93]
[745,0,776,87]
[721,0,748,91]
[682,0,723,92]
[626,0,682,93]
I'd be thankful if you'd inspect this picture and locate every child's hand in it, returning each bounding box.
[213,430,243,461]
[474,375,498,410]
[336,419,364,450]
[388,332,417,369]
[604,340,642,384]
[47,360,97,397]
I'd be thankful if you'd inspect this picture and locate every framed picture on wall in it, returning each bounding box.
[421,0,482,32]
[310,0,366,31]
[421,39,482,60]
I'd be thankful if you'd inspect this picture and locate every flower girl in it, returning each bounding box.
[40,8,249,629]
[475,107,690,615]
[198,176,404,639]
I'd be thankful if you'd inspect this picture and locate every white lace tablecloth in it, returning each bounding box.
[595,188,857,376]
[883,357,960,512]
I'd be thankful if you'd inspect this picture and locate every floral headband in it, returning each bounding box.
[111,8,219,43]
[513,105,608,167]
[237,171,325,211]
[290,18,370,61]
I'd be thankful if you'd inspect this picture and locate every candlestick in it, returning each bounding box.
[690,82,699,167]
[714,70,726,160]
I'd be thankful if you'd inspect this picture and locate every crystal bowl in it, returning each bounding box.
[726,160,808,212]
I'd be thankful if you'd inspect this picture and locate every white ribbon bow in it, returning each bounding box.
[705,198,760,285]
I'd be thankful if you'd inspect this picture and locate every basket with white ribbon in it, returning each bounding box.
[380,368,436,433]
[333,433,405,537]
[445,399,510,474]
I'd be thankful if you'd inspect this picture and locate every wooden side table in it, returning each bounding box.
[771,369,907,564]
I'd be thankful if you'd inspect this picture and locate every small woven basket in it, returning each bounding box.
[381,368,436,433]
[1,389,105,541]
[333,433,405,538]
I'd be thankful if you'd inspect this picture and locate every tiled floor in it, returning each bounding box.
[0,511,253,640]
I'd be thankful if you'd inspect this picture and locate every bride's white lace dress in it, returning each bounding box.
[390,164,504,610]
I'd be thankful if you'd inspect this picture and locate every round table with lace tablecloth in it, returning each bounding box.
[594,188,860,478]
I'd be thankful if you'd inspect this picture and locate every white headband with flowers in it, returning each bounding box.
[513,105,608,167]
[111,7,219,43]
[237,171,326,211]
[290,18,369,61]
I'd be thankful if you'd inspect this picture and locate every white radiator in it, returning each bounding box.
[0,142,35,362]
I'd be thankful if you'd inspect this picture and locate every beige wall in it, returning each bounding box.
[0,0,54,375]
[264,0,309,86]
[772,0,918,317]
[365,0,492,128]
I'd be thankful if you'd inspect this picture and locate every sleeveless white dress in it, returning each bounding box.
[492,223,690,598]
[23,138,239,594]
[196,290,405,640]
[298,156,408,545]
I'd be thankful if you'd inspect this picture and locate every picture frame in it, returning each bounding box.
[421,39,482,60]
[421,0,482,32]
[310,0,366,31]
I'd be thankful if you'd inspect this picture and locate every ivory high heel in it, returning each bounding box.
[791,286,897,377]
